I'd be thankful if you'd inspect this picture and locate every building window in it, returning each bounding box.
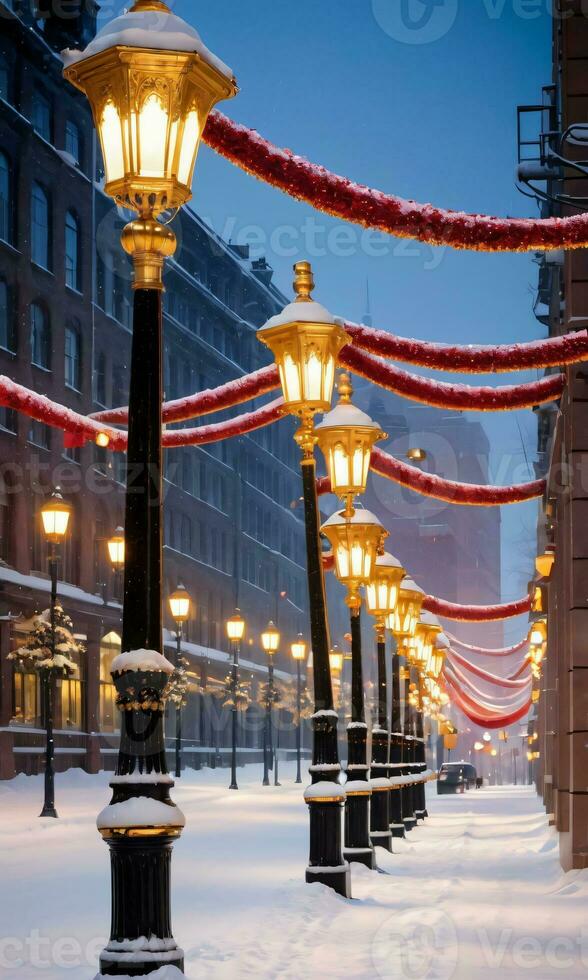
[0,407,16,433]
[95,350,106,405]
[31,183,51,269]
[0,279,15,352]
[32,89,52,142]
[65,210,81,291]
[13,670,39,726]
[61,647,84,730]
[65,119,81,165]
[181,514,192,556]
[100,632,121,732]
[0,55,9,104]
[64,322,81,390]
[31,303,50,369]
[0,152,12,244]
[28,419,51,450]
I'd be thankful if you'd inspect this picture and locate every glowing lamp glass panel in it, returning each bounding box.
[291,639,306,661]
[261,623,280,654]
[329,651,343,674]
[178,108,200,186]
[107,535,125,568]
[226,614,246,642]
[169,589,191,622]
[41,498,71,541]
[100,102,125,183]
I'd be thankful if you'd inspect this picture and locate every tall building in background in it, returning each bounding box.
[0,4,308,778]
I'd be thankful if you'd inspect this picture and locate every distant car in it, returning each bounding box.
[437,763,466,795]
[439,761,477,790]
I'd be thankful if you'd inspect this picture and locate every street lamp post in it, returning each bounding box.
[316,372,385,869]
[258,262,351,897]
[322,506,384,867]
[261,621,280,787]
[107,527,125,602]
[169,585,192,779]
[365,551,406,852]
[64,3,236,973]
[412,612,441,821]
[291,636,307,784]
[388,578,425,833]
[39,490,72,819]
[227,610,246,790]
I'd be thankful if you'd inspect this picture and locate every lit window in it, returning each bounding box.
[30,303,50,369]
[31,183,50,269]
[65,211,81,291]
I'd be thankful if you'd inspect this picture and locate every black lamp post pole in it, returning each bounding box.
[263,657,271,786]
[370,625,392,852]
[175,623,183,780]
[230,638,240,790]
[389,644,405,839]
[414,674,427,821]
[295,658,302,784]
[343,607,376,869]
[40,543,58,819]
[98,221,184,977]
[402,664,417,833]
[298,418,349,898]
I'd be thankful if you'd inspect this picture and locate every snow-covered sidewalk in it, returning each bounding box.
[1,765,587,979]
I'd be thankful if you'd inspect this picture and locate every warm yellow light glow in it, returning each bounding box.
[96,431,110,448]
[138,94,169,178]
[291,635,307,661]
[329,647,344,674]
[107,528,125,568]
[100,101,125,183]
[261,621,280,654]
[321,508,385,610]
[365,552,405,619]
[178,108,200,186]
[226,610,246,642]
[406,447,427,462]
[169,584,191,623]
[535,548,555,579]
[387,578,425,640]
[474,741,484,751]
[491,749,498,757]
[40,491,72,543]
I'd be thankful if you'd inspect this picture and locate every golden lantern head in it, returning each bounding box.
[226,609,246,643]
[321,507,386,611]
[107,527,125,568]
[406,447,427,462]
[315,373,384,513]
[430,632,449,680]
[257,262,348,418]
[261,621,280,655]
[386,578,425,641]
[329,645,344,675]
[168,583,191,623]
[365,551,405,620]
[413,611,442,672]
[291,635,307,661]
[531,688,541,703]
[444,732,458,751]
[63,1,237,216]
[529,619,547,648]
[96,431,110,448]
[535,545,555,579]
[532,585,543,613]
[40,491,72,543]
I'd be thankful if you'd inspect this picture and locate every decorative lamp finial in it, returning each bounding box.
[337,372,353,404]
[293,261,314,303]
[130,0,171,11]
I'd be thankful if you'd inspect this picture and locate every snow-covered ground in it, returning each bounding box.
[1,764,587,980]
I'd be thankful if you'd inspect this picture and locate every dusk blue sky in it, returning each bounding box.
[102,1,552,624]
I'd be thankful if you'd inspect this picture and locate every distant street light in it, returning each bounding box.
[39,490,72,820]
[290,635,307,784]
[226,610,246,790]
[261,621,280,787]
[169,584,192,779]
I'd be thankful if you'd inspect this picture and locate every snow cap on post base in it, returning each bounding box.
[111,649,175,674]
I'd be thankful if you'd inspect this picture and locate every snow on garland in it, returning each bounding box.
[8,604,84,675]
[203,111,588,253]
[92,364,281,426]
[343,322,588,374]
[445,632,529,657]
[317,458,545,507]
[446,649,531,689]
[444,668,532,717]
[444,663,531,707]
[422,594,532,622]
[162,398,284,448]
[339,346,565,412]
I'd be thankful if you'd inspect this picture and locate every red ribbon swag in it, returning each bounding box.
[445,633,529,657]
[422,594,532,622]
[203,111,588,253]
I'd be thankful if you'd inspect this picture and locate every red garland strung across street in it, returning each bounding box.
[445,667,532,713]
[442,675,532,728]
[203,111,588,253]
[344,322,588,374]
[340,346,565,413]
[422,594,532,622]
[92,363,281,427]
[370,449,545,506]
[445,632,529,657]
[446,649,531,689]
[445,663,531,707]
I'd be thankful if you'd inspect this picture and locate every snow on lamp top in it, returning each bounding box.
[258,262,348,417]
[321,506,386,610]
[62,0,237,216]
